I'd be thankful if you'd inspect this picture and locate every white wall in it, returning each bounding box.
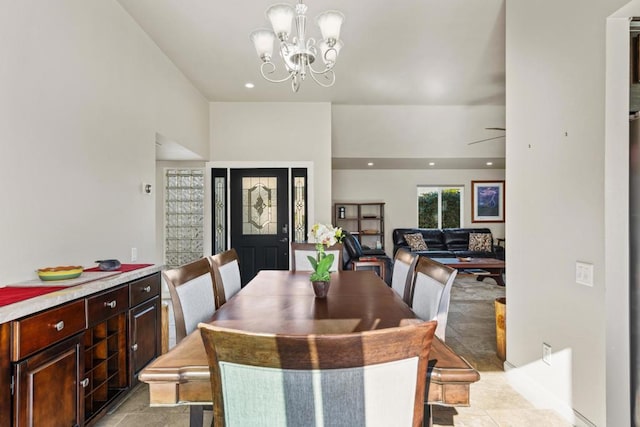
[332,169,506,251]
[0,1,209,284]
[506,0,629,425]
[209,102,332,223]
[332,105,506,159]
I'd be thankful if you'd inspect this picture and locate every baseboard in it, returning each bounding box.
[503,361,596,427]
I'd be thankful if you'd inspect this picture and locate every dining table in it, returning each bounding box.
[139,270,480,427]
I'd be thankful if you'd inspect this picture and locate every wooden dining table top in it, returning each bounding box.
[139,270,480,406]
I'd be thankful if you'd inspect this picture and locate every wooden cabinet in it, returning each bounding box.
[11,299,86,361]
[128,274,161,384]
[83,285,129,424]
[334,202,385,250]
[11,298,86,427]
[0,323,11,427]
[1,270,161,427]
[14,334,83,427]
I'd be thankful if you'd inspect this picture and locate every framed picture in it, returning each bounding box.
[471,180,505,223]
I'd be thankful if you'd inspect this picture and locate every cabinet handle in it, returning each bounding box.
[80,378,89,388]
[131,343,138,352]
[53,321,64,331]
[142,286,151,293]
[104,300,117,309]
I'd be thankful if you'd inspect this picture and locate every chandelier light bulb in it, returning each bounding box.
[250,29,275,61]
[316,10,344,42]
[266,4,294,41]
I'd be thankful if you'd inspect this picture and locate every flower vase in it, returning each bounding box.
[311,280,331,298]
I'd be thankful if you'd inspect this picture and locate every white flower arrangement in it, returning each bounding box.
[307,223,344,282]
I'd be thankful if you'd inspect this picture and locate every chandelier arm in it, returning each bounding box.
[307,61,333,75]
[260,61,295,84]
[308,69,335,87]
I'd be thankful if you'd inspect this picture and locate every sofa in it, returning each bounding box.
[392,227,503,259]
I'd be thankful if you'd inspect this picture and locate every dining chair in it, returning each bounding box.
[198,320,437,427]
[163,257,219,343]
[209,248,242,306]
[409,256,458,340]
[162,257,218,427]
[390,249,419,304]
[290,242,344,272]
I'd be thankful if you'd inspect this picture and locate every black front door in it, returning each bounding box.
[230,168,289,285]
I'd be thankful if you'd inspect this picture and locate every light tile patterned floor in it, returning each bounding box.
[96,277,572,427]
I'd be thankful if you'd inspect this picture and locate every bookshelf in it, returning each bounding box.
[333,202,385,250]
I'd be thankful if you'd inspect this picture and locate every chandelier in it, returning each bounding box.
[249,1,344,92]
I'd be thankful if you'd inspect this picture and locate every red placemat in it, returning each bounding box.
[0,286,67,307]
[84,263,154,273]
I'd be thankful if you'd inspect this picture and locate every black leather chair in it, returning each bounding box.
[342,231,392,284]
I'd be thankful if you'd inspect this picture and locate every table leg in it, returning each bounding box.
[475,269,506,287]
[423,403,433,427]
[494,272,506,287]
[189,405,203,427]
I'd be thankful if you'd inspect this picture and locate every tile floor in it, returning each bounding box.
[95,277,572,427]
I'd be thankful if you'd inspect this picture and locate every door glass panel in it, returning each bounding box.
[293,176,306,242]
[242,176,277,235]
[214,174,227,253]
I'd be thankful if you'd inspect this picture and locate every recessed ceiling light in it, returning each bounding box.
[486,162,493,166]
[367,162,374,166]
[428,162,435,166]
[245,82,255,89]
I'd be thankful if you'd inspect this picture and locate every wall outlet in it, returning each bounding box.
[131,247,138,262]
[575,261,594,287]
[542,342,552,365]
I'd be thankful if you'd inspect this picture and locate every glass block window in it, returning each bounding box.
[165,169,205,268]
[292,168,307,243]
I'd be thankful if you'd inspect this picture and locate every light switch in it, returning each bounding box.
[575,261,594,287]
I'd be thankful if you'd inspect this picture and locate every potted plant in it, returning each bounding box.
[308,223,344,297]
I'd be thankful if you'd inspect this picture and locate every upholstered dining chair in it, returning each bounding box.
[198,320,437,427]
[290,242,344,272]
[409,256,458,340]
[162,257,218,427]
[209,248,242,306]
[390,249,419,304]
[163,257,219,343]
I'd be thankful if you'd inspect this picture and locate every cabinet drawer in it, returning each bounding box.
[11,299,86,361]
[86,285,128,326]
[129,273,160,307]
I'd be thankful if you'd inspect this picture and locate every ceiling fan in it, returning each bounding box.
[467,127,506,145]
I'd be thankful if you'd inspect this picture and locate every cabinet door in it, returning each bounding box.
[14,334,83,427]
[129,297,160,382]
[0,323,10,427]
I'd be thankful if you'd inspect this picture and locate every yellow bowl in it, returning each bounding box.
[37,266,83,281]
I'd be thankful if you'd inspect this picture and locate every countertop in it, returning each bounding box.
[0,264,162,324]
